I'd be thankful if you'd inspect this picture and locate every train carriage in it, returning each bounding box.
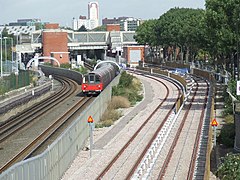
[81,64,117,95]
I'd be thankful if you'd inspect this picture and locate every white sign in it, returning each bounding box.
[237,81,240,95]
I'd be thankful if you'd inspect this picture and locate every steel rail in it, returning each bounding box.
[186,79,209,180]
[0,76,79,173]
[157,78,209,180]
[97,74,181,179]
[0,77,75,143]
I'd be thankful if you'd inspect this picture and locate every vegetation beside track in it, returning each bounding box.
[215,79,240,178]
[96,71,143,128]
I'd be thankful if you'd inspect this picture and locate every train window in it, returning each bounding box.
[95,75,100,83]
[89,74,95,83]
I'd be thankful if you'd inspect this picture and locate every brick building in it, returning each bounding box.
[123,45,145,67]
[42,24,69,65]
[106,24,120,31]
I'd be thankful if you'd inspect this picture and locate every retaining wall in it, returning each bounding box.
[0,74,120,180]
[39,65,83,85]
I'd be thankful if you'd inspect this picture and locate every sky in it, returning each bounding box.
[0,0,205,27]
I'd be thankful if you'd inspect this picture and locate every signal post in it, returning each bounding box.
[88,116,94,158]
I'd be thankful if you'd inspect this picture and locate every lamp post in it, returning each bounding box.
[9,37,13,72]
[0,33,2,77]
[4,37,7,61]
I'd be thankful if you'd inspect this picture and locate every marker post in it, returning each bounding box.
[88,116,94,158]
[211,118,218,147]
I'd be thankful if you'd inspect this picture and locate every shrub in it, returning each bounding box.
[112,72,143,105]
[118,71,133,88]
[73,66,88,74]
[218,124,235,148]
[95,120,113,128]
[97,108,121,128]
[217,153,240,179]
[110,96,131,109]
[60,63,71,69]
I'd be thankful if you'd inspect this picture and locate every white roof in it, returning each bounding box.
[0,25,36,35]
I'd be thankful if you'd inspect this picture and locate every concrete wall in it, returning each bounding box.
[39,65,83,85]
[0,74,120,180]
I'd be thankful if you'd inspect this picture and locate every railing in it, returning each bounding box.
[0,74,120,180]
[0,70,32,95]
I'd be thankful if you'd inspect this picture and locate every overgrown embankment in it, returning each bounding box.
[96,71,143,128]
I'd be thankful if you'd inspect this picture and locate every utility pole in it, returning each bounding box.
[0,32,2,77]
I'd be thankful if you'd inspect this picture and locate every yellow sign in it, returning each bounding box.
[211,118,218,126]
[88,116,94,123]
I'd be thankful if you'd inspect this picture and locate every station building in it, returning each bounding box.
[13,23,145,67]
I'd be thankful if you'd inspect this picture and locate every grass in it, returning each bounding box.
[96,72,143,128]
[95,96,131,128]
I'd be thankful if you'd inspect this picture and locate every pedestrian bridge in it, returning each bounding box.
[31,30,137,50]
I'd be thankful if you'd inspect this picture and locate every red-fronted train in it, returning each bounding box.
[81,63,119,96]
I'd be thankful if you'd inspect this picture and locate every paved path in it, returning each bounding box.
[93,78,154,149]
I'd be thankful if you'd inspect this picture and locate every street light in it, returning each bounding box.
[3,37,7,62]
[3,37,14,73]
[0,33,2,77]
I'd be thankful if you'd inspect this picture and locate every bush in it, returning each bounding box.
[101,108,121,122]
[118,71,133,88]
[218,123,235,148]
[73,66,88,74]
[110,96,131,109]
[95,120,113,128]
[96,108,122,128]
[60,63,71,69]
[112,72,143,105]
[217,153,240,179]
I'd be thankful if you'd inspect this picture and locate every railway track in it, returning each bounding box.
[94,72,209,179]
[0,76,93,174]
[153,77,209,179]
[0,76,73,143]
[96,73,182,179]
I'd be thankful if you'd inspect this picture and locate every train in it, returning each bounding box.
[81,63,118,95]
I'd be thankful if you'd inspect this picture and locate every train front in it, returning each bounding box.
[81,73,103,95]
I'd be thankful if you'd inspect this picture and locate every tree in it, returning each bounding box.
[92,25,107,31]
[205,0,240,72]
[155,8,205,62]
[134,19,158,46]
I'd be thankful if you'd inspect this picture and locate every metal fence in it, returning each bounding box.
[0,74,120,180]
[0,71,31,95]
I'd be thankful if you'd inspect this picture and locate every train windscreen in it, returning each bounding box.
[95,75,100,83]
[89,74,95,83]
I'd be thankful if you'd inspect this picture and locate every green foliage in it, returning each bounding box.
[218,123,235,147]
[96,108,121,128]
[112,71,143,105]
[42,62,52,66]
[92,25,107,31]
[0,71,32,95]
[118,71,133,88]
[135,19,158,46]
[73,66,88,74]
[205,0,239,57]
[60,63,71,69]
[95,119,113,128]
[217,153,240,179]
